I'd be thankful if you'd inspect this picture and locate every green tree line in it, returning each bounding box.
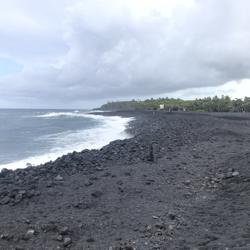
[99,96,250,112]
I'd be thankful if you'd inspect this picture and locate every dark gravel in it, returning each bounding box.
[1,111,250,249]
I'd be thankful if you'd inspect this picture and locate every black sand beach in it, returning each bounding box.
[1,111,250,249]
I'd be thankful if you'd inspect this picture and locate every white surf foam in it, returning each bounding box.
[36,111,91,118]
[0,113,134,171]
[35,111,110,119]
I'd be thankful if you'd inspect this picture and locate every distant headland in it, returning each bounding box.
[98,95,250,112]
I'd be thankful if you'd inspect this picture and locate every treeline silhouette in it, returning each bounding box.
[99,96,250,112]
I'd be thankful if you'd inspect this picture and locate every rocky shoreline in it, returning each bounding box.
[1,111,250,249]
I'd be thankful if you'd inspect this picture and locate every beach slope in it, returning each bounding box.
[1,111,250,249]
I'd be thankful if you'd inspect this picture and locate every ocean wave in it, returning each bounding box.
[36,111,92,118]
[35,111,112,122]
[0,114,134,171]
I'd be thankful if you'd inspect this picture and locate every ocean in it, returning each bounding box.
[0,109,133,171]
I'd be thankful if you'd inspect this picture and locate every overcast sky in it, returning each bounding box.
[0,0,250,108]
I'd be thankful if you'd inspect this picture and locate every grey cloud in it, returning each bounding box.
[0,0,250,108]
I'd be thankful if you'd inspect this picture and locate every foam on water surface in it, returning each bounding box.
[0,112,134,171]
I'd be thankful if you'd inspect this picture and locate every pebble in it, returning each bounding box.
[55,175,64,181]
[59,226,69,235]
[153,244,160,249]
[56,235,63,242]
[23,229,35,240]
[155,223,166,230]
[225,170,240,179]
[0,168,9,175]
[0,196,10,205]
[232,171,239,177]
[84,180,93,187]
[0,233,13,241]
[168,212,176,220]
[152,216,159,219]
[91,191,103,198]
[124,247,134,250]
[25,219,31,224]
[184,180,191,185]
[63,237,72,247]
[86,237,95,243]
[96,167,104,171]
[26,229,35,236]
[41,223,57,233]
[46,181,53,188]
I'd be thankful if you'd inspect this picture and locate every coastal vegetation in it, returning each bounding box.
[99,96,250,112]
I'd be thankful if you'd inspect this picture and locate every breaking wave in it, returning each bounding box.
[0,112,134,171]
